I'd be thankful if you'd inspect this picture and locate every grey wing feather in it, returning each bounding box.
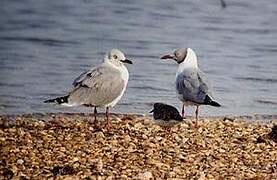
[176,68,211,104]
[68,65,125,106]
[72,69,93,87]
[197,70,212,96]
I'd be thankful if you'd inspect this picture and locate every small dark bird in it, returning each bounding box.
[150,103,183,121]
[150,103,183,133]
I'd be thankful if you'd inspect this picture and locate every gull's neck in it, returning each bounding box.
[177,48,198,73]
[103,55,123,69]
[104,57,129,79]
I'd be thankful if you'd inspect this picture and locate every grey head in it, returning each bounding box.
[161,48,188,64]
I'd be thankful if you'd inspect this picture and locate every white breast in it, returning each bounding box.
[105,64,129,107]
[175,68,199,106]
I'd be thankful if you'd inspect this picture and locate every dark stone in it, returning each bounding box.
[51,166,61,176]
[223,117,235,122]
[256,136,266,143]
[51,165,75,176]
[0,159,7,166]
[62,165,75,175]
[3,168,14,180]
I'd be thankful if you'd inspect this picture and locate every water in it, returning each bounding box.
[0,0,276,116]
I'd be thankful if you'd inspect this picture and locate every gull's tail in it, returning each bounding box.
[44,95,69,104]
[204,95,221,107]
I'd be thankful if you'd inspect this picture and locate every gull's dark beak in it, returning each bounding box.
[160,54,174,60]
[149,109,154,113]
[121,59,133,64]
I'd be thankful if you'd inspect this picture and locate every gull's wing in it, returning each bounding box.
[176,68,212,104]
[68,64,125,106]
[72,69,92,87]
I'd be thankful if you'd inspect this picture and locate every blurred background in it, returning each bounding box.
[0,0,276,116]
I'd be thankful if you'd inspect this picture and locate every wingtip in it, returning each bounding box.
[212,101,221,107]
[204,95,221,107]
[43,99,54,103]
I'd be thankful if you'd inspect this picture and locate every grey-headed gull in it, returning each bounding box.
[161,48,220,124]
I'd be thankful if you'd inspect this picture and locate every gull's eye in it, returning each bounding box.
[113,55,118,59]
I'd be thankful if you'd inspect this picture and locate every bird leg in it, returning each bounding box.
[93,107,98,127]
[195,106,199,126]
[181,104,186,119]
[105,107,111,129]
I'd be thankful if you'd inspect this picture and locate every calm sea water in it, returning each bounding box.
[0,0,276,116]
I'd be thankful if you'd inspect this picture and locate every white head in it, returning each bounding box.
[161,48,198,68]
[104,49,132,66]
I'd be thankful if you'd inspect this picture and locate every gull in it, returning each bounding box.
[44,49,132,128]
[161,48,221,124]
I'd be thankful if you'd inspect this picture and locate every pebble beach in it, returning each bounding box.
[0,113,276,179]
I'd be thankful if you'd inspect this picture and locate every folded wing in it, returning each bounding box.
[176,68,212,104]
[68,65,125,106]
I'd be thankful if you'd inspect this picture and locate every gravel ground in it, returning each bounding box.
[0,113,276,179]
